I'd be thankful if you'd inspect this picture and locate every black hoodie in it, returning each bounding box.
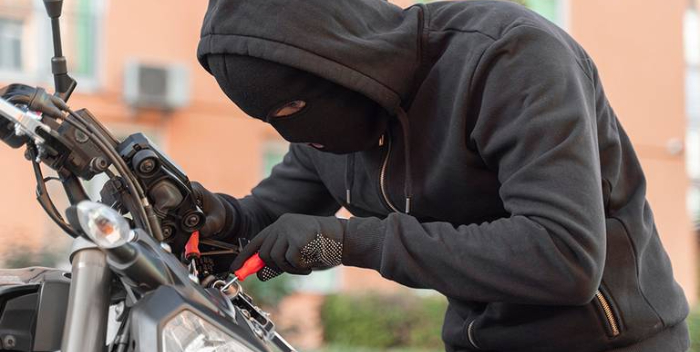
[197,1,690,351]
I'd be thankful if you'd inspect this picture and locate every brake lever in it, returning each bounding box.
[0,98,51,146]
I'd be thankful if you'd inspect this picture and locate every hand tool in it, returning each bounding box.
[221,253,265,292]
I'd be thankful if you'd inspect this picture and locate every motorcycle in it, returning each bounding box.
[0,1,296,351]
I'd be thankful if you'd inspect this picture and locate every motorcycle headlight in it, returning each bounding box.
[162,310,256,352]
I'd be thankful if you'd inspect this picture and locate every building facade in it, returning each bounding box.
[0,0,695,343]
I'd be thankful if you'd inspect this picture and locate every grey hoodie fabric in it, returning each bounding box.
[197,1,690,351]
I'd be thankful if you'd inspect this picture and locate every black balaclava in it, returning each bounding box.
[207,54,389,154]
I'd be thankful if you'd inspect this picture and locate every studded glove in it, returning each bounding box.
[230,214,347,281]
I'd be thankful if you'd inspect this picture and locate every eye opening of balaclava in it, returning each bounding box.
[270,100,308,118]
[206,54,389,154]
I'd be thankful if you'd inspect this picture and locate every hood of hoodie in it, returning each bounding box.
[197,0,424,115]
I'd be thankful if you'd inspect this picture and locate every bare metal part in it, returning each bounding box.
[233,292,296,352]
[222,283,241,299]
[61,244,111,352]
[271,332,298,352]
[199,249,236,256]
[467,320,480,350]
[200,238,240,252]
[596,290,620,336]
[0,98,51,144]
[211,279,227,290]
[220,275,240,292]
[379,135,400,212]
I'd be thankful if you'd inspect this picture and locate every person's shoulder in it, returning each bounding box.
[424,0,554,41]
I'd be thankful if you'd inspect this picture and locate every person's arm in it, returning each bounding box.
[343,25,605,306]
[218,143,341,240]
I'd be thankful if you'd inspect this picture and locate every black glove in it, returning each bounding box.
[191,182,234,239]
[231,214,347,281]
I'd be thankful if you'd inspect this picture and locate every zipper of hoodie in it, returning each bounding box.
[467,320,482,350]
[595,290,621,337]
[379,134,400,213]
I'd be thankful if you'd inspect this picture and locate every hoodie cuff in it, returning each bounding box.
[341,217,385,271]
[215,193,243,243]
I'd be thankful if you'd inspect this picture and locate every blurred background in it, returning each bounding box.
[0,0,697,350]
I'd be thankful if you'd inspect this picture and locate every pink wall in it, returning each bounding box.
[0,0,694,304]
[570,0,696,304]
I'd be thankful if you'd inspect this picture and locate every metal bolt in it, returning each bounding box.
[114,301,124,317]
[90,157,109,172]
[4,335,16,348]
[160,242,172,253]
[185,214,201,228]
[162,226,174,238]
[74,129,89,143]
[96,157,108,169]
[138,158,156,174]
[36,146,46,162]
[253,326,264,338]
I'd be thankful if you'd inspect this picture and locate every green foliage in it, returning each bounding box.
[320,293,447,350]
[3,245,61,268]
[242,273,294,308]
[689,309,700,352]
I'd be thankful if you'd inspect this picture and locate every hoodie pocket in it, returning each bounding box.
[466,319,482,350]
[594,288,621,337]
[597,217,666,342]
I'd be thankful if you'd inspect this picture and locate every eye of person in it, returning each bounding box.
[271,100,307,118]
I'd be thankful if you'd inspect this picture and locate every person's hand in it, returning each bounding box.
[231,214,347,281]
[191,182,229,239]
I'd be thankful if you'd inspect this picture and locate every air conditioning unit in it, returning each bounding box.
[124,61,190,110]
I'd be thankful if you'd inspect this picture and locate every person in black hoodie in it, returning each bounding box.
[194,0,690,351]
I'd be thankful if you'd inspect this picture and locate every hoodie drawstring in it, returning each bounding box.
[343,107,413,214]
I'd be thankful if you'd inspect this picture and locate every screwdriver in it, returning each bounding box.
[221,253,265,292]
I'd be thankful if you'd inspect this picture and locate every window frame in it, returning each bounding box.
[0,18,23,72]
[0,0,106,92]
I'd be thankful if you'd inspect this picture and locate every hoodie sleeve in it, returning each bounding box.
[342,25,606,306]
[221,143,342,240]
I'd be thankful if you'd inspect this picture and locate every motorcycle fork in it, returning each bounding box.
[61,237,112,352]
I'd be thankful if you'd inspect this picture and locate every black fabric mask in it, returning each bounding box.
[206,55,388,154]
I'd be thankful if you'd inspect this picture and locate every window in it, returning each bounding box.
[0,19,22,71]
[0,0,104,89]
[63,0,99,79]
[685,4,700,227]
